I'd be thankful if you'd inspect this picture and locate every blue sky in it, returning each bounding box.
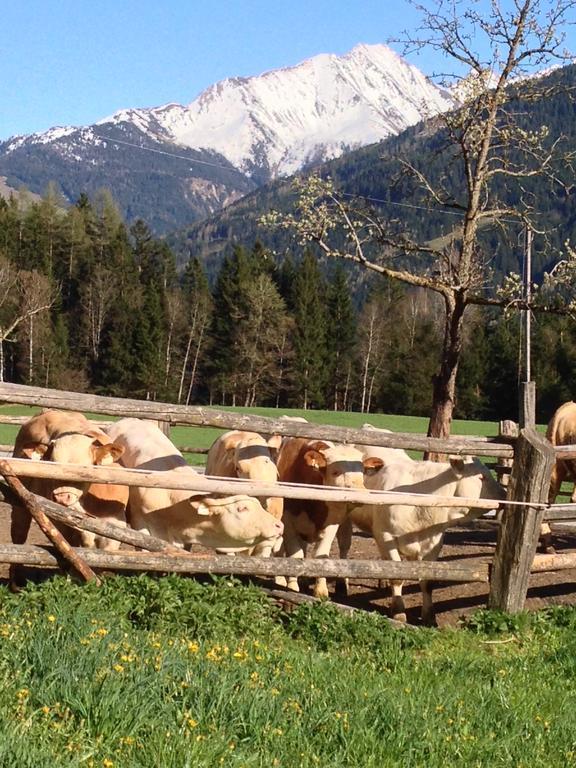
[2,0,575,141]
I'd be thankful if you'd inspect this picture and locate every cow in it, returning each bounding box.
[104,418,284,552]
[10,410,128,589]
[350,455,506,625]
[355,423,416,465]
[544,401,576,553]
[205,430,283,520]
[275,437,383,598]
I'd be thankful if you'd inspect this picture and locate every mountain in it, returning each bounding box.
[168,62,576,283]
[0,44,454,233]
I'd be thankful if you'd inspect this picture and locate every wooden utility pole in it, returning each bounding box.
[519,227,536,428]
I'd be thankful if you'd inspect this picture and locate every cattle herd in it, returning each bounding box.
[7,403,576,624]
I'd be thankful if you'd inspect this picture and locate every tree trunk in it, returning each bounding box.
[427,292,466,441]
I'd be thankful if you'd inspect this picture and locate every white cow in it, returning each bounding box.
[355,424,416,465]
[350,455,506,624]
[205,430,283,521]
[105,418,283,552]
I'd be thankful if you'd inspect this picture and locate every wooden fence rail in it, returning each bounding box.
[0,382,515,458]
[0,457,506,510]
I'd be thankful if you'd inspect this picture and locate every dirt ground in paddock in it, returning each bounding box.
[1,501,575,628]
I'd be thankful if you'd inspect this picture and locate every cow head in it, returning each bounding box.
[450,456,506,503]
[26,432,124,508]
[189,494,284,548]
[233,439,279,483]
[304,442,384,489]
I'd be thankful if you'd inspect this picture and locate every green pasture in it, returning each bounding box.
[0,575,574,767]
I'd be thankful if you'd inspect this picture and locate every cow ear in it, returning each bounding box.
[93,443,124,465]
[189,498,215,516]
[449,456,466,475]
[308,440,331,452]
[363,456,384,475]
[87,430,111,444]
[304,450,327,470]
[21,443,49,460]
[267,434,282,450]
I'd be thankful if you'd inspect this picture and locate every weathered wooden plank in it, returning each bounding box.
[0,544,490,582]
[0,457,506,510]
[497,420,518,488]
[542,504,576,521]
[554,446,576,461]
[489,428,556,612]
[519,381,536,429]
[0,383,514,458]
[531,552,576,573]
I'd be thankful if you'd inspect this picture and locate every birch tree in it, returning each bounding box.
[0,258,57,382]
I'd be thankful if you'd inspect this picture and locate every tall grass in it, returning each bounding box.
[0,575,574,767]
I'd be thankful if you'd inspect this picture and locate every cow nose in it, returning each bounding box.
[53,488,82,507]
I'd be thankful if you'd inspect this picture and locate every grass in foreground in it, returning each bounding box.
[0,575,575,767]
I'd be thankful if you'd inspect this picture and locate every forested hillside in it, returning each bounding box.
[172,63,576,283]
[1,187,575,422]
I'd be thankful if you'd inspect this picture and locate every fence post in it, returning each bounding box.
[150,420,171,439]
[497,419,518,488]
[489,427,554,613]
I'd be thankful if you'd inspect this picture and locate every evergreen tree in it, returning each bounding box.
[326,266,357,410]
[290,250,329,409]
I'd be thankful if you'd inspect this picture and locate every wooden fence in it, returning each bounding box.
[0,381,573,617]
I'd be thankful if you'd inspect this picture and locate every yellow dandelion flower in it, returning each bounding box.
[96,628,108,637]
[41,706,50,715]
[113,664,124,674]
[103,759,114,768]
[187,641,199,653]
[47,615,56,623]
[188,718,198,729]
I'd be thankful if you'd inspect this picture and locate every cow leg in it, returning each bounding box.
[373,528,406,622]
[281,517,304,592]
[9,505,33,592]
[420,545,442,626]
[539,522,555,555]
[334,517,352,597]
[420,580,436,626]
[312,523,340,599]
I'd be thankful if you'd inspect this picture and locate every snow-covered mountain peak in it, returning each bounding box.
[98,43,455,179]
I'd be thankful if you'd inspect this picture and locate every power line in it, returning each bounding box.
[90,129,523,225]
[91,131,248,177]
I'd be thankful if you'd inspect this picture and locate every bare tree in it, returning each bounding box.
[231,273,293,407]
[0,258,57,382]
[177,281,213,406]
[80,265,116,361]
[263,0,575,438]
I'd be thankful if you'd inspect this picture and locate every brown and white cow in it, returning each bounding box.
[350,455,505,624]
[275,437,383,598]
[545,401,576,552]
[105,418,284,552]
[10,410,128,588]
